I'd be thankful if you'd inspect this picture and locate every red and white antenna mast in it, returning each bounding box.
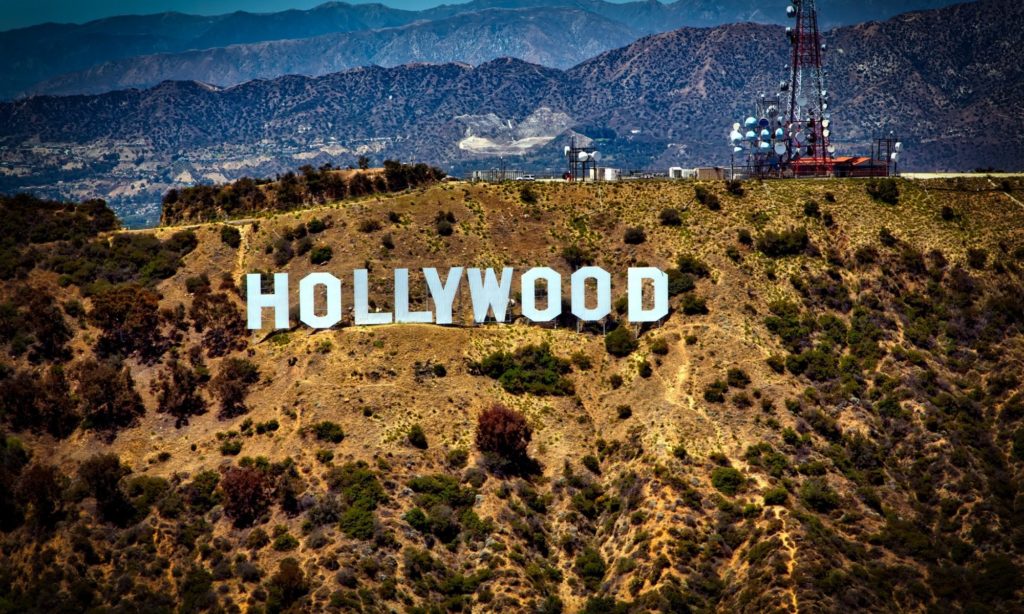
[785,0,833,174]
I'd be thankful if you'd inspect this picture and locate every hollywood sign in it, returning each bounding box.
[246,267,668,329]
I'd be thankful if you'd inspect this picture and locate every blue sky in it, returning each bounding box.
[0,0,517,30]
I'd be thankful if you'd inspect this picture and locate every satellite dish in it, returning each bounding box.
[592,151,602,162]
[822,129,830,138]
[766,105,779,117]
[821,119,831,128]
[821,43,827,51]
[732,122,741,131]
[563,146,571,155]
[821,90,828,99]
[733,146,744,153]
[759,141,772,151]
[827,145,837,154]
[758,118,770,128]
[786,5,796,17]
[744,117,757,129]
[577,151,589,162]
[891,152,899,162]
[894,142,903,152]
[774,143,787,155]
[796,94,808,107]
[745,130,757,140]
[775,128,785,139]
[822,103,828,111]
[760,129,771,139]
[730,131,743,143]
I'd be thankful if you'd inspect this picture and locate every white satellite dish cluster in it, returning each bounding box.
[565,146,601,163]
[728,112,789,163]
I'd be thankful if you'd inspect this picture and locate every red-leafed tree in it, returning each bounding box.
[220,466,272,527]
[476,404,533,471]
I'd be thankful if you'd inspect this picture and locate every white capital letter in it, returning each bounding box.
[571,267,611,321]
[468,267,513,323]
[299,273,342,329]
[628,267,669,323]
[520,267,561,322]
[246,273,289,330]
[424,267,463,325]
[395,268,433,324]
[354,269,392,325]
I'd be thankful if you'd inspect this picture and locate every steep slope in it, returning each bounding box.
[2,0,961,100]
[1,0,1020,221]
[1,177,1023,612]
[26,8,641,97]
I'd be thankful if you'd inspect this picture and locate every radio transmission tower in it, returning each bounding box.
[784,0,833,174]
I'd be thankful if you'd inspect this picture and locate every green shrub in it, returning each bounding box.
[967,248,988,270]
[711,466,744,495]
[800,477,839,512]
[476,343,574,395]
[725,180,745,196]
[312,421,344,444]
[726,368,750,388]
[408,424,428,449]
[220,440,242,456]
[676,254,710,277]
[310,245,333,265]
[681,295,708,315]
[763,486,788,506]
[803,200,821,217]
[623,227,646,245]
[695,186,720,210]
[561,245,592,268]
[659,208,682,226]
[704,380,727,403]
[637,361,652,378]
[220,226,241,248]
[605,327,638,357]
[358,219,381,233]
[757,227,809,257]
[574,547,607,591]
[650,337,669,355]
[667,269,696,296]
[616,405,633,420]
[867,178,899,204]
[582,455,601,474]
[272,532,298,551]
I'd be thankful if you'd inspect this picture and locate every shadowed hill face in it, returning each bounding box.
[1,0,961,99]
[1,178,1024,611]
[2,0,1021,221]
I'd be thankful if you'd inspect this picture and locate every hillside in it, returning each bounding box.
[1,0,1021,223]
[1,176,1024,611]
[1,0,958,100]
[26,8,641,97]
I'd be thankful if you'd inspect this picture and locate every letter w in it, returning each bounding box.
[467,268,513,323]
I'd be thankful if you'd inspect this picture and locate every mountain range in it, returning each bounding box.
[4,0,960,99]
[0,0,1020,225]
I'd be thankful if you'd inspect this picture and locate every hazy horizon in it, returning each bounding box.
[0,0,645,31]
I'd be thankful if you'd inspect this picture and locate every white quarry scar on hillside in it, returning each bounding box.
[456,107,574,155]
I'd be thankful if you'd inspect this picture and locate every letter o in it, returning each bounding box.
[571,267,611,321]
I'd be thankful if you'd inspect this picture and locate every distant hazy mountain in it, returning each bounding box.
[0,0,1018,220]
[3,0,960,99]
[26,8,641,96]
